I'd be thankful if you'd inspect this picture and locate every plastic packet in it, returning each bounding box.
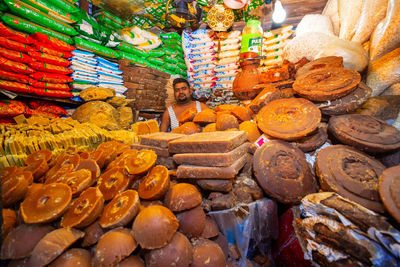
[189,52,216,61]
[192,63,216,72]
[220,43,241,52]
[338,0,363,40]
[216,57,239,66]
[192,69,215,79]
[191,58,216,66]
[193,77,217,84]
[215,70,238,78]
[218,50,240,58]
[215,63,239,72]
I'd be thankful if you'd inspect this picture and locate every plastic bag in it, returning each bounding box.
[316,38,368,72]
[31,32,75,51]
[0,55,34,74]
[29,62,73,74]
[29,52,70,67]
[33,42,73,58]
[0,36,34,53]
[28,100,68,115]
[0,47,32,64]
[338,0,363,40]
[0,69,29,83]
[296,14,334,37]
[0,22,34,44]
[0,79,30,93]
[30,72,73,83]
[0,99,30,117]
[369,0,400,61]
[74,37,120,59]
[20,0,79,24]
[28,79,71,91]
[322,0,340,35]
[209,199,278,267]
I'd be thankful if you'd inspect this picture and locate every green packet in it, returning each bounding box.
[147,49,165,57]
[74,37,120,59]
[146,57,163,66]
[119,51,148,66]
[160,32,180,40]
[117,42,148,58]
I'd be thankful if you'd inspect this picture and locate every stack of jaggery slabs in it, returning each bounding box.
[132,132,185,169]
[169,131,250,182]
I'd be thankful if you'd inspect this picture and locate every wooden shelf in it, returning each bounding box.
[2,92,82,106]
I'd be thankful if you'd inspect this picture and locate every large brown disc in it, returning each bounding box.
[138,165,170,200]
[329,114,400,154]
[379,165,400,224]
[100,190,141,229]
[89,149,106,169]
[125,149,157,175]
[97,167,130,201]
[107,149,138,170]
[45,154,80,181]
[49,248,91,267]
[21,183,71,224]
[316,145,386,213]
[132,205,178,249]
[293,67,361,101]
[61,187,104,228]
[2,171,33,207]
[24,158,48,181]
[27,228,84,267]
[94,228,137,267]
[164,183,202,212]
[178,107,197,124]
[253,140,318,204]
[317,81,372,115]
[291,124,328,153]
[295,56,344,78]
[256,98,321,140]
[44,164,75,184]
[97,141,126,168]
[25,149,52,165]
[62,169,93,197]
[75,159,101,183]
[0,224,54,260]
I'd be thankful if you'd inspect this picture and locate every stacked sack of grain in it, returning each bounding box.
[70,49,99,97]
[261,25,293,70]
[183,29,217,100]
[95,56,126,97]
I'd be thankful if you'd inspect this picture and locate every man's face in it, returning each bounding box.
[174,82,191,104]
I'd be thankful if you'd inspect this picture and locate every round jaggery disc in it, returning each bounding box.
[172,122,202,135]
[230,106,252,122]
[328,114,400,154]
[253,140,318,204]
[27,228,84,267]
[61,187,104,228]
[49,248,91,267]
[178,107,198,124]
[45,154,80,182]
[193,109,216,124]
[295,56,343,79]
[291,124,328,152]
[203,123,217,132]
[256,98,321,141]
[239,121,261,142]
[0,224,54,260]
[214,104,236,112]
[21,183,71,224]
[62,169,93,197]
[89,149,106,169]
[379,165,400,224]
[164,183,202,212]
[315,144,386,213]
[2,209,17,238]
[94,228,137,267]
[293,67,361,101]
[107,149,138,170]
[26,149,52,165]
[201,216,219,239]
[216,114,239,131]
[176,205,206,238]
[75,159,101,183]
[1,166,18,179]
[81,221,104,247]
[138,165,170,200]
[79,151,90,159]
[317,81,372,115]
[117,256,145,267]
[192,239,226,267]
[145,232,193,267]
[45,164,75,184]
[97,141,125,168]
[132,205,179,249]
[125,149,157,175]
[2,170,33,207]
[24,158,48,181]
[100,190,141,229]
[97,167,130,201]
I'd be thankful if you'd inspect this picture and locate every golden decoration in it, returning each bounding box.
[207,4,234,32]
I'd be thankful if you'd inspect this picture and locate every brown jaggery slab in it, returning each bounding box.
[293,67,361,101]
[140,132,185,148]
[177,154,249,179]
[317,81,372,116]
[328,114,400,154]
[291,124,328,153]
[168,131,248,154]
[379,165,400,224]
[253,140,318,204]
[156,156,176,170]
[131,143,170,157]
[197,179,233,192]
[316,144,386,213]
[295,56,343,79]
[173,143,250,167]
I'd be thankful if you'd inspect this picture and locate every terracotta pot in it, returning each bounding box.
[233,57,261,100]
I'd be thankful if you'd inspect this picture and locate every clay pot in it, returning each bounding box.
[94,228,137,267]
[164,183,202,212]
[145,232,193,267]
[132,205,178,249]
[233,57,261,100]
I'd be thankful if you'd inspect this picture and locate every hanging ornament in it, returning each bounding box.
[206,3,234,32]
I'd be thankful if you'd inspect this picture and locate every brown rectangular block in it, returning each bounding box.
[173,142,250,167]
[156,156,176,169]
[176,154,249,179]
[169,131,248,154]
[150,69,170,79]
[143,73,156,80]
[130,143,170,157]
[197,179,233,192]
[140,132,185,148]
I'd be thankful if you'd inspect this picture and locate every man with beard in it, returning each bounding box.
[160,78,208,132]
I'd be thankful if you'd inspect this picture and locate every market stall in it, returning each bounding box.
[1,0,400,266]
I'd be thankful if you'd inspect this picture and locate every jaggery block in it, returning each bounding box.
[156,156,176,170]
[197,179,233,192]
[176,154,249,179]
[140,132,186,148]
[130,144,170,157]
[173,143,250,167]
[168,131,248,154]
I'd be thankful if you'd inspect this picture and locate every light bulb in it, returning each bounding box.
[272,0,286,23]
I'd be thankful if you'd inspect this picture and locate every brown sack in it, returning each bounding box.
[369,0,400,61]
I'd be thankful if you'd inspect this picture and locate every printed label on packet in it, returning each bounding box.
[255,134,271,147]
